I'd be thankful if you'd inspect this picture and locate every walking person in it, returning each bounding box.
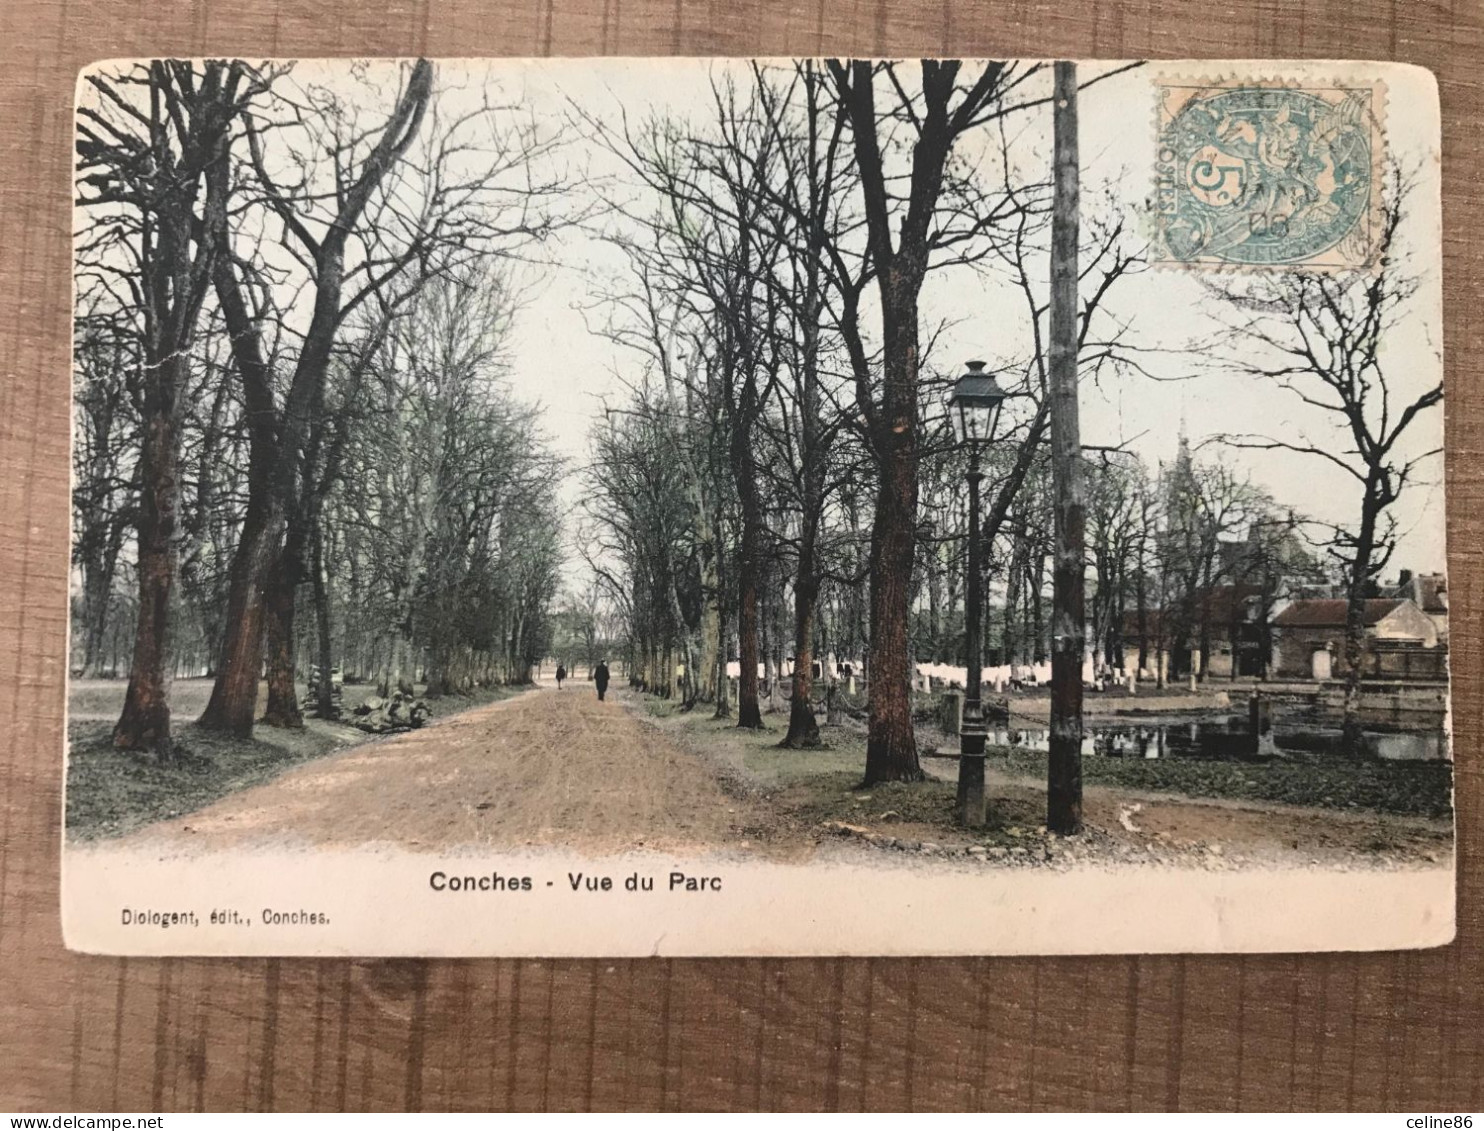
[594,659,610,702]
[555,662,567,690]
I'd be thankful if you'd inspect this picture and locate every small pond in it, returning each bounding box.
[990,713,1448,763]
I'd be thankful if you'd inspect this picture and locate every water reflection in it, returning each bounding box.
[991,715,1447,762]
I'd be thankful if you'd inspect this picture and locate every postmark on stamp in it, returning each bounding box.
[1152,78,1385,271]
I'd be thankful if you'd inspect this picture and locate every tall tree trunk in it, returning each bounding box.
[1004,536,1023,667]
[113,381,184,754]
[698,592,720,704]
[262,542,304,728]
[713,519,732,720]
[696,523,721,703]
[97,59,240,748]
[199,237,283,734]
[108,64,240,752]
[1197,558,1214,681]
[863,277,923,784]
[199,505,278,734]
[767,593,786,715]
[80,528,123,679]
[925,544,942,660]
[830,58,1007,785]
[733,447,764,729]
[667,574,699,709]
[312,519,336,718]
[781,543,822,747]
[1341,481,1380,753]
[760,582,775,711]
[201,59,434,735]
[782,331,827,749]
[1046,61,1085,835]
[1030,552,1047,664]
[1135,565,1149,674]
[736,543,762,725]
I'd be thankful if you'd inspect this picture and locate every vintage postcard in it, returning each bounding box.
[63,58,1450,956]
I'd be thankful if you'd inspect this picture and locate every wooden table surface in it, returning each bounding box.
[2,0,1480,1112]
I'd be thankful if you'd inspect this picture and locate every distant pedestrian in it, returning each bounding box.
[594,660,610,702]
[555,663,567,690]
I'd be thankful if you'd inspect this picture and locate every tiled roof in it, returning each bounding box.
[1272,598,1405,628]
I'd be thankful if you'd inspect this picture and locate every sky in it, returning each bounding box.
[245,59,1451,586]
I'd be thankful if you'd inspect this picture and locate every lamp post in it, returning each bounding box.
[948,360,1008,827]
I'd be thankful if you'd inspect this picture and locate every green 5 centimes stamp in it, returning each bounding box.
[1153,78,1384,271]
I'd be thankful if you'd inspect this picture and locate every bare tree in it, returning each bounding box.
[584,391,695,700]
[198,60,436,734]
[1085,453,1146,671]
[1210,180,1441,746]
[71,308,140,678]
[75,60,262,754]
[750,63,859,749]
[307,270,562,701]
[587,77,791,729]
[826,59,1035,783]
[200,60,563,734]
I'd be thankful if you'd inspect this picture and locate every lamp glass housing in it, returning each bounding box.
[948,360,1007,446]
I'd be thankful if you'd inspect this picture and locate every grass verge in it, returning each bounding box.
[66,683,527,841]
[999,749,1453,819]
[633,706,1115,852]
[638,696,1453,824]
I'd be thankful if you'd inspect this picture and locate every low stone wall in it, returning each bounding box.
[1008,691,1232,721]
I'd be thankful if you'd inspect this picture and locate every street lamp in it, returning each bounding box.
[948,359,1008,827]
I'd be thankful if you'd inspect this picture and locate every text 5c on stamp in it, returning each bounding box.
[1153,78,1384,271]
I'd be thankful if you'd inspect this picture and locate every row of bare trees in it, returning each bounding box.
[73,59,565,756]
[579,59,1443,779]
[579,60,1151,785]
[73,57,1442,778]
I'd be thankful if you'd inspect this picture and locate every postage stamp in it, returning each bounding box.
[1152,77,1386,271]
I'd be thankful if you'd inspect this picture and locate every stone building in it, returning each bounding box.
[1389,570,1449,643]
[1270,597,1444,681]
[1118,583,1270,681]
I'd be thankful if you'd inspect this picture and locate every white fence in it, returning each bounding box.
[722,657,1100,688]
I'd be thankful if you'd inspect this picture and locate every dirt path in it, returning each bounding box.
[122,688,761,854]
[110,685,1451,873]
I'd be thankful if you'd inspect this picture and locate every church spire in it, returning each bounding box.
[1163,414,1199,544]
[1174,416,1193,478]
